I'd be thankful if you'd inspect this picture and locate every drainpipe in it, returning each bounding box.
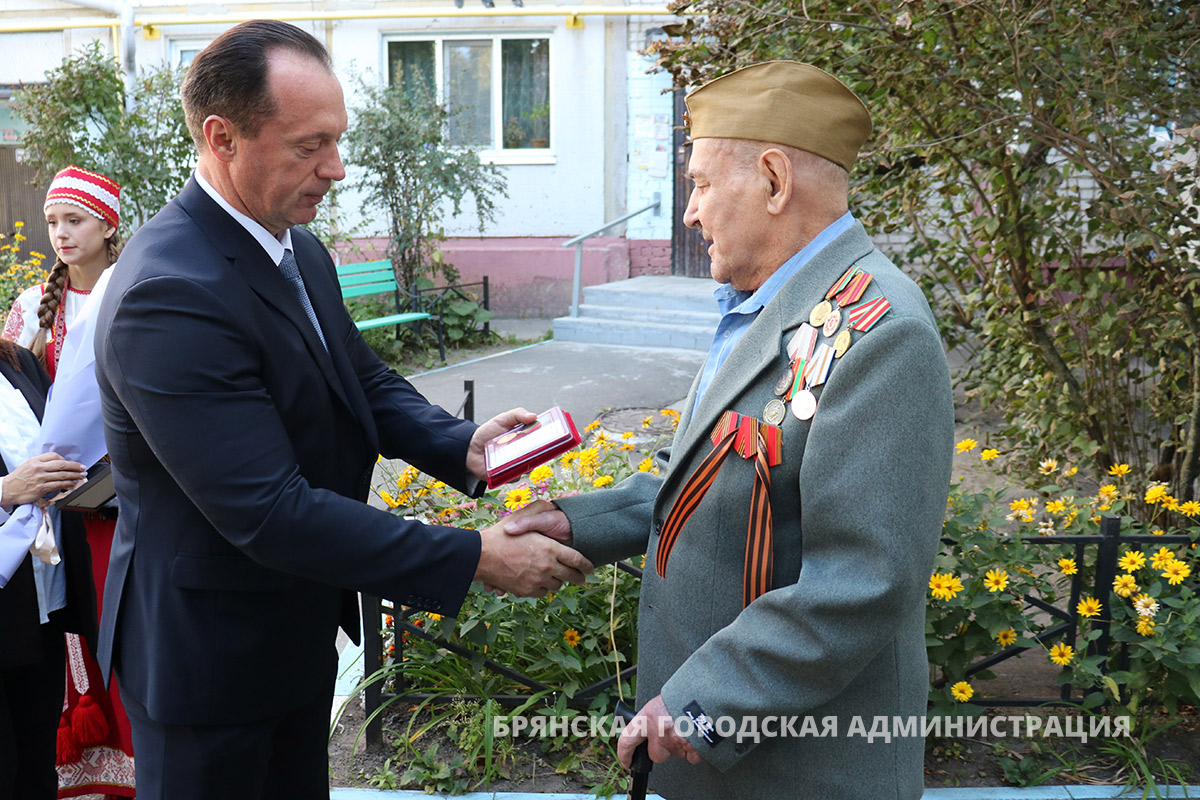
[61,0,135,110]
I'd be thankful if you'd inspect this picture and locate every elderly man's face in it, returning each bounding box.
[228,52,347,237]
[682,138,772,291]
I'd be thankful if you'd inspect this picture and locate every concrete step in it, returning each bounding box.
[576,303,721,327]
[553,316,715,351]
[581,275,719,314]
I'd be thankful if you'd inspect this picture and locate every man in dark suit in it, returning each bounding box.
[507,62,954,799]
[93,20,590,799]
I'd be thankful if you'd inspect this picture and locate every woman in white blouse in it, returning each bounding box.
[0,337,90,800]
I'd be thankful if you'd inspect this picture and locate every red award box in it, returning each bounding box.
[484,406,581,488]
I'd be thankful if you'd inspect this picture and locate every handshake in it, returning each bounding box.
[473,498,587,597]
[465,408,591,598]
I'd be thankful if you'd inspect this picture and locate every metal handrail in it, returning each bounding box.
[562,197,661,318]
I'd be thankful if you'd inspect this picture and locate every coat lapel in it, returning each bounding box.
[177,180,355,415]
[660,223,877,495]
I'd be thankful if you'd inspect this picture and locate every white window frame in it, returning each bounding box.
[382,32,555,166]
[167,38,212,68]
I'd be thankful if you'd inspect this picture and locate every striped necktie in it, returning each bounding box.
[279,248,327,350]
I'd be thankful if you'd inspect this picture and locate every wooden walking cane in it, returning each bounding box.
[615,701,653,800]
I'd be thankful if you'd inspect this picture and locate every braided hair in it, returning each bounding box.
[29,231,122,369]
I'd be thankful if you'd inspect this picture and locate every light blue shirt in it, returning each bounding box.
[693,212,855,413]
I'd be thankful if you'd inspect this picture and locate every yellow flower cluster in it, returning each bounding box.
[929,572,964,601]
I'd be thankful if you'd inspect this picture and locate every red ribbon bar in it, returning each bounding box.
[836,270,873,306]
[824,266,859,300]
[848,296,891,332]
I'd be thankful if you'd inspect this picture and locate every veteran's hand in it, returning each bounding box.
[466,407,539,482]
[502,498,573,547]
[2,452,86,506]
[475,516,592,597]
[618,695,702,769]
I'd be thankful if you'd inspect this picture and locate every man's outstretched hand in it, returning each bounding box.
[474,513,592,597]
[502,498,573,546]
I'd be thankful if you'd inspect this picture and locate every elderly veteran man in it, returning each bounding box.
[507,61,954,799]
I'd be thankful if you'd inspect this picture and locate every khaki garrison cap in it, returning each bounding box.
[684,61,872,172]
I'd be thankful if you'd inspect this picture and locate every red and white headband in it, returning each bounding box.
[44,165,121,229]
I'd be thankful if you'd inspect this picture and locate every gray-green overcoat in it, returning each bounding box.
[556,222,954,800]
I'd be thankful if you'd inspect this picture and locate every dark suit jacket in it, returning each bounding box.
[0,347,96,668]
[94,178,482,726]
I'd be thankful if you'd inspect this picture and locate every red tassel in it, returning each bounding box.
[57,713,82,765]
[71,693,110,746]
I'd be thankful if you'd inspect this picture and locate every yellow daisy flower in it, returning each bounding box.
[929,573,964,601]
[593,475,614,488]
[951,681,974,702]
[983,569,1009,593]
[1108,463,1130,476]
[1038,458,1058,475]
[956,438,978,454]
[563,628,581,647]
[1181,500,1200,516]
[1150,547,1176,570]
[1049,643,1075,666]
[584,420,601,433]
[980,448,999,461]
[995,629,1017,647]
[1112,574,1138,598]
[1135,618,1156,636]
[505,486,533,510]
[638,457,654,472]
[1076,596,1103,618]
[529,464,554,484]
[1046,500,1066,514]
[1161,559,1191,586]
[1097,484,1118,500]
[1144,483,1168,505]
[379,490,400,509]
[641,416,653,429]
[1057,557,1078,575]
[1117,550,1146,572]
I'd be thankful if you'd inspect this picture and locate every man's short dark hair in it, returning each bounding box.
[181,19,332,149]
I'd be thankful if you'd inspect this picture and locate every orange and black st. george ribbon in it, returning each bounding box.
[656,410,782,608]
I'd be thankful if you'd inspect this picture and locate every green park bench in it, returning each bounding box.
[336,259,444,360]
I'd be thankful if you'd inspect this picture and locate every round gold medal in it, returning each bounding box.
[808,300,832,328]
[791,389,817,421]
[764,398,786,426]
[833,329,852,358]
[822,307,842,338]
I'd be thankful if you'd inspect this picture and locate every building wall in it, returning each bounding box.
[0,2,681,315]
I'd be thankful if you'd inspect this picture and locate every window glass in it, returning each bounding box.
[501,39,550,149]
[384,36,550,151]
[387,40,436,105]
[443,40,492,148]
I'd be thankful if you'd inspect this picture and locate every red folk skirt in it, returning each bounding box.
[56,515,135,798]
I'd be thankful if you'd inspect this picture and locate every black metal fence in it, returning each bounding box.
[359,408,1195,738]
[944,514,1193,707]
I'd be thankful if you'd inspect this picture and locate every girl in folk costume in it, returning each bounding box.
[2,166,135,798]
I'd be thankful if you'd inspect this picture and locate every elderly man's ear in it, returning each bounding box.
[760,148,794,216]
